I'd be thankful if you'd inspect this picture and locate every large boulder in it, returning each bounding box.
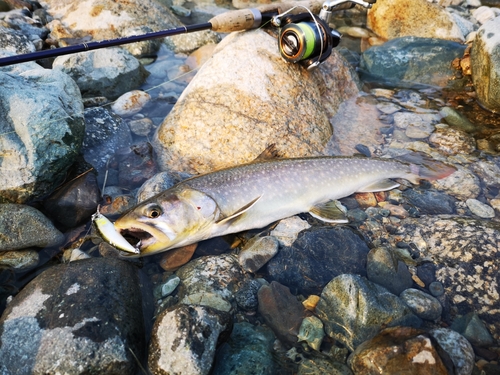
[0,69,85,203]
[153,29,360,174]
[471,16,500,113]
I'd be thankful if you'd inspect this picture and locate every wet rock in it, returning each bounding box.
[360,37,466,88]
[450,312,495,347]
[136,170,190,203]
[166,29,221,54]
[238,235,279,273]
[438,107,476,133]
[297,315,324,351]
[0,69,85,203]
[429,281,445,297]
[257,281,308,346]
[472,6,498,25]
[266,226,370,295]
[148,304,231,375]
[471,16,500,113]
[53,47,149,100]
[270,216,311,247]
[81,107,133,178]
[111,90,151,117]
[405,121,435,139]
[471,159,500,189]
[43,171,100,228]
[0,204,64,251]
[298,357,353,375]
[176,253,245,313]
[316,274,421,351]
[153,275,181,300]
[0,249,39,271]
[117,142,158,190]
[429,126,476,155]
[429,328,475,375]
[43,0,181,42]
[153,29,360,174]
[0,257,153,375]
[348,327,449,375]
[400,288,443,321]
[395,216,500,341]
[212,322,276,375]
[403,189,456,215]
[366,246,414,296]
[325,96,385,156]
[128,117,154,137]
[367,0,465,41]
[431,165,481,200]
[234,279,261,312]
[159,244,198,271]
[121,26,162,58]
[465,198,495,218]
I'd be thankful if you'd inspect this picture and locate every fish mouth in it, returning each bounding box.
[119,227,154,251]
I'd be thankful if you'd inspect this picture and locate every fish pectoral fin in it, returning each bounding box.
[309,200,348,223]
[216,195,262,225]
[357,179,400,193]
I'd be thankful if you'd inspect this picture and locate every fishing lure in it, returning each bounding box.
[92,207,140,254]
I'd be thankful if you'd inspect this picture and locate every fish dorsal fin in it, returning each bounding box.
[357,179,400,193]
[309,200,348,223]
[216,195,262,225]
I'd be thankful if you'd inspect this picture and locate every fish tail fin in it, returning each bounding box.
[395,152,457,183]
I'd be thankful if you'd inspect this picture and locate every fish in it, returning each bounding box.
[113,155,456,256]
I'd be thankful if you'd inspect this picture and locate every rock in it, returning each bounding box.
[428,126,476,155]
[297,315,324,351]
[405,121,435,139]
[438,107,476,133]
[0,257,153,375]
[316,274,421,351]
[298,357,353,375]
[270,216,311,247]
[238,235,279,273]
[360,37,467,88]
[366,246,414,296]
[166,30,221,54]
[159,244,198,271]
[429,328,475,375]
[257,281,308,346]
[212,322,276,375]
[0,249,39,271]
[325,96,386,156]
[0,69,85,203]
[465,198,495,218]
[471,159,500,189]
[0,25,36,62]
[53,48,149,100]
[403,189,456,215]
[81,107,133,179]
[348,327,449,375]
[471,16,500,112]
[431,165,481,200]
[472,6,498,25]
[395,216,500,341]
[400,288,443,321]
[43,0,181,41]
[429,281,445,297]
[367,0,465,42]
[128,117,154,137]
[153,29,360,174]
[148,304,231,375]
[234,279,261,312]
[120,26,162,58]
[0,204,64,251]
[176,254,245,312]
[154,275,181,300]
[111,90,151,117]
[43,170,100,228]
[136,170,190,203]
[266,226,370,295]
[450,312,495,347]
[116,142,158,190]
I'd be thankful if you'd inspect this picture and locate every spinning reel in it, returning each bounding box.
[272,0,376,69]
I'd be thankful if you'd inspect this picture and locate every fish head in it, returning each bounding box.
[114,187,219,255]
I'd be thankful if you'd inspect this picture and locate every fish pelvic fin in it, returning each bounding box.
[309,200,348,223]
[357,179,400,193]
[395,152,457,183]
[216,195,262,225]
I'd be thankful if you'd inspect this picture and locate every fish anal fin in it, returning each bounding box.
[357,179,400,193]
[216,196,262,225]
[309,200,348,223]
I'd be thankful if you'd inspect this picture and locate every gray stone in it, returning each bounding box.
[0,257,152,375]
[234,279,261,312]
[438,107,476,132]
[136,170,191,203]
[431,165,481,200]
[405,121,435,139]
[0,26,35,58]
[429,126,476,155]
[0,250,39,271]
[297,316,325,351]
[316,274,421,351]
[466,198,495,218]
[298,357,353,375]
[360,37,466,88]
[212,322,276,375]
[53,47,149,100]
[238,235,279,273]
[429,328,475,375]
[0,70,85,203]
[450,312,495,347]
[366,247,413,296]
[402,189,457,215]
[270,216,311,247]
[400,288,443,321]
[0,204,64,251]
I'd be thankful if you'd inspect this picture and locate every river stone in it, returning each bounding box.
[238,235,279,273]
[0,204,64,251]
[429,328,475,375]
[153,28,360,174]
[438,107,476,133]
[136,170,191,203]
[465,198,496,218]
[0,257,153,375]
[298,357,353,375]
[316,274,421,351]
[148,304,231,375]
[265,226,370,295]
[471,16,500,112]
[429,126,476,155]
[270,216,311,247]
[402,189,457,215]
[360,37,466,88]
[348,327,449,375]
[395,216,500,341]
[0,249,39,271]
[430,165,481,200]
[0,69,85,203]
[0,25,35,57]
[367,0,465,42]
[212,322,276,375]
[400,288,443,321]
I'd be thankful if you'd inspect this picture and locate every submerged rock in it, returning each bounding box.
[428,328,475,375]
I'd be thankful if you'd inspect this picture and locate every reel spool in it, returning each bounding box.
[278,13,340,69]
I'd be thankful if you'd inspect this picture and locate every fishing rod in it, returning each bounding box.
[0,0,376,68]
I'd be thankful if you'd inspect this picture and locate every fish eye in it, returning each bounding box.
[146,205,162,219]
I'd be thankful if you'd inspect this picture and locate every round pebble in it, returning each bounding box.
[376,102,402,115]
[400,288,442,321]
[429,281,445,297]
[466,199,495,218]
[111,90,151,117]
